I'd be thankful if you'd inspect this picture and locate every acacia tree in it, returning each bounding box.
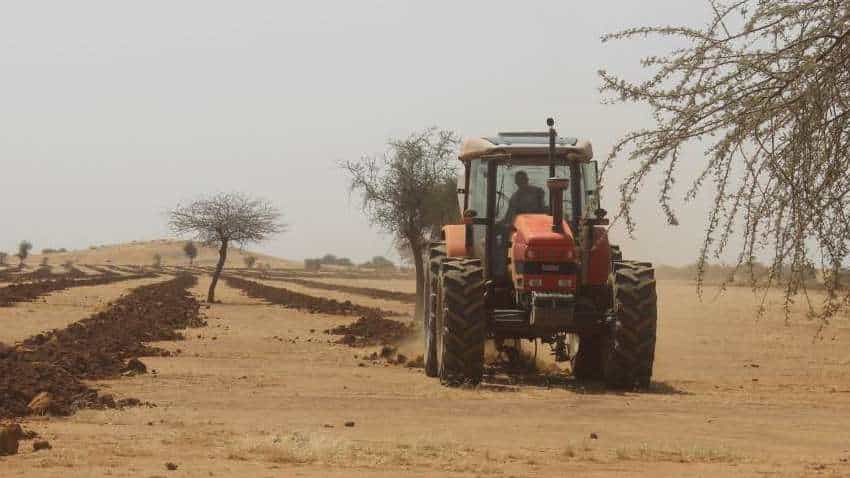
[183,240,198,266]
[243,255,257,269]
[169,192,284,302]
[0,252,7,266]
[600,1,850,319]
[342,128,459,319]
[17,241,32,268]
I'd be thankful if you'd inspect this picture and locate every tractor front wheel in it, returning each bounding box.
[436,259,486,386]
[604,261,658,390]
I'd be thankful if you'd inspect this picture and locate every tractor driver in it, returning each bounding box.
[502,170,546,225]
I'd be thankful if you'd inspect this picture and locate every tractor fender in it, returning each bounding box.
[442,225,470,258]
[587,226,612,286]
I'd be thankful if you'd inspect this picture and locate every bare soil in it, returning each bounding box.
[1,275,850,477]
[0,275,169,344]
[326,316,416,347]
[0,272,158,307]
[247,276,413,315]
[223,275,397,319]
[236,273,416,303]
[0,275,203,418]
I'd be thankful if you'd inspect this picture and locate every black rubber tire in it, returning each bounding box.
[571,333,605,381]
[423,242,446,378]
[610,244,623,263]
[437,259,486,386]
[604,261,658,390]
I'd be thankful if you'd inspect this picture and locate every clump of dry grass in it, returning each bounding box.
[244,432,352,464]
[613,443,744,463]
[228,431,470,467]
[562,439,597,460]
[560,440,745,465]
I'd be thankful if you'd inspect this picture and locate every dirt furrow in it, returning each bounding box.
[0,272,158,307]
[234,273,416,303]
[222,275,398,319]
[0,265,91,283]
[236,268,413,281]
[222,275,417,351]
[0,274,204,419]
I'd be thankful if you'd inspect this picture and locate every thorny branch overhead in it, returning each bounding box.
[600,0,850,320]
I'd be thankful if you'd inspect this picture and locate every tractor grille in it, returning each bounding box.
[514,262,578,274]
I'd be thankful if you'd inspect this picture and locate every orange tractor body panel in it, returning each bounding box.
[510,214,578,293]
[442,224,469,257]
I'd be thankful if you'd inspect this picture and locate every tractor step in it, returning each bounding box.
[493,309,527,327]
[530,292,576,328]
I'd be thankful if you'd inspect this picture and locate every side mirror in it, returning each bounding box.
[582,161,599,193]
[582,161,601,214]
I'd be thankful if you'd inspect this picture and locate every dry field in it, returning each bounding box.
[2,252,850,477]
[15,240,297,271]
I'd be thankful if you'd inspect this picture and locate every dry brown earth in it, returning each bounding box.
[22,240,297,270]
[1,274,849,477]
[0,275,169,344]
[247,276,414,316]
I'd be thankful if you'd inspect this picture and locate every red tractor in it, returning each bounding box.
[423,118,657,389]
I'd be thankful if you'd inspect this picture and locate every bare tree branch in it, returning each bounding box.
[341,128,460,319]
[169,192,285,302]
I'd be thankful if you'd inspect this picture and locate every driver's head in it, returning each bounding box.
[514,171,529,187]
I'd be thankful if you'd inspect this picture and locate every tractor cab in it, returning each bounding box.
[455,131,602,287]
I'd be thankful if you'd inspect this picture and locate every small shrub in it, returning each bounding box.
[17,241,33,266]
[183,241,198,266]
[360,256,396,271]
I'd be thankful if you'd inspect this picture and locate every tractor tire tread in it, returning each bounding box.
[605,261,657,390]
[439,259,486,386]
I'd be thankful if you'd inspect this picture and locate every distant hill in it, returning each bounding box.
[22,239,297,269]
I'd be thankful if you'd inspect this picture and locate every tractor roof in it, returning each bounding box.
[458,132,593,162]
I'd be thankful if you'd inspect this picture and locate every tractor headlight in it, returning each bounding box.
[528,279,543,287]
[558,279,572,288]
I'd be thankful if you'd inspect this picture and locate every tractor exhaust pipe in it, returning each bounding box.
[546,118,567,233]
[548,178,568,233]
[547,117,556,178]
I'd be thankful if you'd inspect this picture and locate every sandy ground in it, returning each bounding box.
[21,240,297,270]
[247,276,414,316]
[2,277,850,477]
[306,276,417,294]
[0,275,171,344]
[67,265,104,276]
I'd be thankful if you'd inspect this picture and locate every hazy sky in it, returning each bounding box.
[1,1,715,265]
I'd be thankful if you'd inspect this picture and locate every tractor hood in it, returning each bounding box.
[512,214,576,262]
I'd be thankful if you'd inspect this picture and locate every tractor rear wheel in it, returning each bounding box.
[423,242,446,378]
[604,261,657,390]
[436,259,486,386]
